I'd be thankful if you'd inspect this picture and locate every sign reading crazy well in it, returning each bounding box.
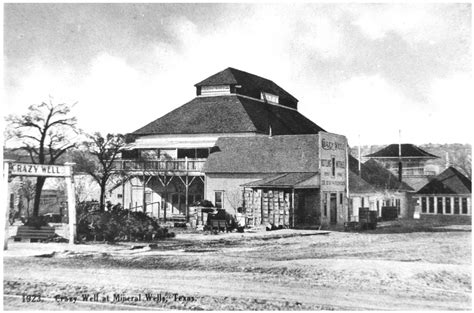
[10,162,72,177]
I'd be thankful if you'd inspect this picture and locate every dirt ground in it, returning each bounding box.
[3,221,472,310]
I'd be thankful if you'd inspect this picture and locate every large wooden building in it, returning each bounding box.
[112,67,349,227]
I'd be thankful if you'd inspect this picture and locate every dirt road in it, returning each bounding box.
[3,226,472,310]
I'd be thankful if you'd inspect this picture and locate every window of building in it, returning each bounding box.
[260,92,279,103]
[421,197,427,213]
[445,197,451,214]
[462,198,468,214]
[437,197,443,214]
[324,193,329,217]
[215,191,223,209]
[396,199,401,215]
[331,157,336,176]
[159,149,177,159]
[196,148,210,158]
[201,85,231,95]
[339,193,343,205]
[428,197,435,213]
[361,197,365,208]
[140,149,159,160]
[117,194,123,199]
[454,198,460,214]
[177,149,196,159]
[145,192,152,203]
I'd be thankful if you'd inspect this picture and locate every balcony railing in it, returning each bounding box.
[112,158,206,173]
[387,167,437,177]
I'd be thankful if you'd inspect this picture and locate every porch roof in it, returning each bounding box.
[242,172,319,189]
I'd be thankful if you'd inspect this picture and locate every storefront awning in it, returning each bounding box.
[242,172,319,189]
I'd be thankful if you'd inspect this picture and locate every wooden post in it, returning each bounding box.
[129,176,133,210]
[185,175,189,222]
[64,162,76,245]
[121,175,125,208]
[291,188,295,228]
[163,192,167,223]
[142,173,146,213]
[3,160,12,250]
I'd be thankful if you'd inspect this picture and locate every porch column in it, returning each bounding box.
[129,176,133,210]
[185,175,189,222]
[434,196,438,214]
[450,196,454,214]
[142,174,146,213]
[291,188,295,228]
[121,176,125,208]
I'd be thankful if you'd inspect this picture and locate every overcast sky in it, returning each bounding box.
[3,3,472,146]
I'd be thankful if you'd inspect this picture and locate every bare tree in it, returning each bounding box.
[17,179,36,218]
[74,133,125,211]
[5,100,78,217]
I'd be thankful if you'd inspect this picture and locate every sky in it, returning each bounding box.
[3,3,472,147]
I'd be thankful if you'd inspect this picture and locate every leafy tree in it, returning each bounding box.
[74,133,125,211]
[5,100,78,217]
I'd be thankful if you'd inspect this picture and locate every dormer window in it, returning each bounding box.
[261,92,279,104]
[201,85,231,96]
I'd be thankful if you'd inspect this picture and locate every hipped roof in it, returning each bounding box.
[349,155,413,191]
[417,167,471,195]
[349,170,377,194]
[242,172,318,188]
[365,144,438,159]
[195,67,298,103]
[132,95,324,136]
[204,135,319,173]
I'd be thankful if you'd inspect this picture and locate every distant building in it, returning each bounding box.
[348,156,414,220]
[365,143,439,191]
[415,166,471,222]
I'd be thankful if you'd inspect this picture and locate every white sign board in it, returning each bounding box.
[319,132,348,192]
[10,163,71,177]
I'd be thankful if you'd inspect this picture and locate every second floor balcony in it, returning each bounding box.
[387,167,437,177]
[112,158,206,175]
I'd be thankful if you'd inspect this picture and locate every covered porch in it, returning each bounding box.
[242,172,321,228]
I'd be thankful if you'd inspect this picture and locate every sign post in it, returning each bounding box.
[64,163,76,245]
[3,160,12,250]
[4,161,77,249]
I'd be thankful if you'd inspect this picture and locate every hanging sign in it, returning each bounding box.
[9,162,71,177]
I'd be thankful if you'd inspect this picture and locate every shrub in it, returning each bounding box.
[76,202,169,242]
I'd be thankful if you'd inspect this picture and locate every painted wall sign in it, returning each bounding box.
[10,163,71,177]
[321,138,345,151]
[319,132,348,192]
